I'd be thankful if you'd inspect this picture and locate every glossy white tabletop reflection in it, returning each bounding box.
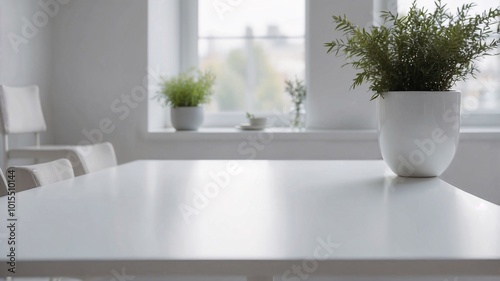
[0,160,499,277]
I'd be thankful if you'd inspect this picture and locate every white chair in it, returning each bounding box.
[0,169,7,197]
[8,158,74,192]
[0,85,117,176]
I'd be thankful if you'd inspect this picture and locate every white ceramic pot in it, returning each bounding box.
[249,117,267,127]
[171,106,204,131]
[377,91,461,177]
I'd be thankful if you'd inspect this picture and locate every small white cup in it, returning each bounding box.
[249,117,267,127]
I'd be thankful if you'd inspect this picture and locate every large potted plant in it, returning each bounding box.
[158,69,215,131]
[325,0,500,177]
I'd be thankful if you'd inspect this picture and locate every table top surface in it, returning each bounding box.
[0,160,499,276]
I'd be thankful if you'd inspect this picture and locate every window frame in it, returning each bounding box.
[179,0,306,128]
[179,0,198,72]
[173,0,500,130]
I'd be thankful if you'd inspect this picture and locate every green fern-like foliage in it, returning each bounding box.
[158,69,216,108]
[324,0,500,100]
[285,77,307,105]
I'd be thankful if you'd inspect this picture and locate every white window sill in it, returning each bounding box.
[460,127,500,140]
[146,127,378,141]
[145,127,500,141]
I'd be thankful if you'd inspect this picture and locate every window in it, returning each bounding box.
[398,0,500,119]
[183,0,305,124]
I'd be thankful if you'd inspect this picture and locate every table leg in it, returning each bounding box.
[247,276,273,281]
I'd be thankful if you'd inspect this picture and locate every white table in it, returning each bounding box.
[0,160,499,280]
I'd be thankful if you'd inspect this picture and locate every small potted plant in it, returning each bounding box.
[285,77,307,130]
[325,0,500,177]
[245,112,267,128]
[158,69,215,131]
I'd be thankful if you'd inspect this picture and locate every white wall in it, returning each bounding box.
[0,0,56,167]
[443,138,500,205]
[307,0,376,130]
[51,0,149,162]
[148,0,179,131]
[46,0,500,206]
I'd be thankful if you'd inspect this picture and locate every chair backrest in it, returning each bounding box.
[8,159,74,192]
[68,142,118,176]
[0,169,7,197]
[0,85,47,134]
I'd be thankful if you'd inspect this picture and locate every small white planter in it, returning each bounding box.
[377,91,461,177]
[171,106,204,131]
[249,117,267,127]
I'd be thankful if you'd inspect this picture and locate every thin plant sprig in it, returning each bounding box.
[285,77,307,105]
[285,77,307,129]
[324,0,500,100]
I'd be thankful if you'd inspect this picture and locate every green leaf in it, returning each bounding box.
[324,0,500,100]
[157,69,216,107]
